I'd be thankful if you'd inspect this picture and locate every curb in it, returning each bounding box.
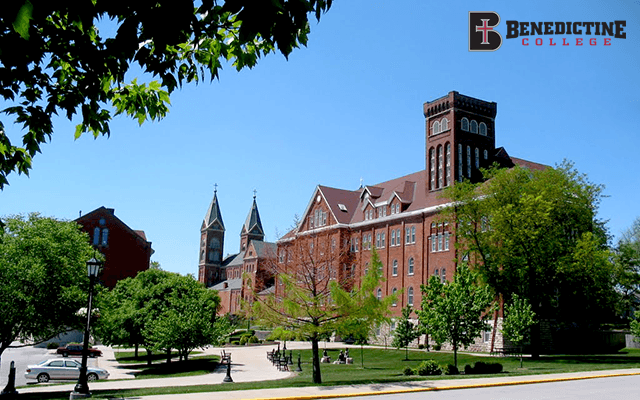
[243,371,640,400]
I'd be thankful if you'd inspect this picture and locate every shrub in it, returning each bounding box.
[465,361,503,374]
[433,344,441,351]
[248,335,259,344]
[416,360,442,376]
[443,364,459,375]
[46,342,59,350]
[231,340,240,345]
[403,366,415,376]
[418,344,424,349]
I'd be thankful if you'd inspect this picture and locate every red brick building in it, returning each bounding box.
[198,191,276,315]
[76,207,153,289]
[276,91,546,350]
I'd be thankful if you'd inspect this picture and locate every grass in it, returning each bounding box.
[18,347,640,400]
[115,354,220,379]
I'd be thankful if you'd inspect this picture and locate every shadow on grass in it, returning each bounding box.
[130,357,220,378]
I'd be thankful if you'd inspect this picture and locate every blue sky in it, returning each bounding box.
[2,0,639,277]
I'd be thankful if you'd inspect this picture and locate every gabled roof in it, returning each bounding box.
[222,252,244,268]
[249,241,277,259]
[76,207,152,249]
[210,278,243,291]
[319,185,361,225]
[203,190,225,231]
[242,196,264,236]
[511,157,548,171]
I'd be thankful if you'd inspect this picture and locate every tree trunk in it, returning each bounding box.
[311,334,322,384]
[360,344,364,368]
[405,346,409,361]
[184,350,189,362]
[146,349,153,366]
[166,348,171,364]
[453,339,458,369]
[134,343,139,358]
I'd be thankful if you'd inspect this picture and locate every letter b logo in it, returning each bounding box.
[469,12,502,51]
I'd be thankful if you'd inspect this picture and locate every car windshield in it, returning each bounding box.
[37,360,48,365]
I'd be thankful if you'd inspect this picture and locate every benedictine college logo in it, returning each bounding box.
[469,12,503,51]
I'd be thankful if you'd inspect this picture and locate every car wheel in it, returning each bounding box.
[62,352,68,357]
[37,373,50,383]
[89,352,96,358]
[87,373,98,382]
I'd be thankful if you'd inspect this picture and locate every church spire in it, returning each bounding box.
[202,184,225,231]
[240,190,264,251]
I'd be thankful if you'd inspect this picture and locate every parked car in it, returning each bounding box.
[25,359,109,383]
[56,344,102,357]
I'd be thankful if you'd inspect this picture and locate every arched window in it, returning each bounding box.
[433,121,441,135]
[445,143,451,187]
[435,269,439,279]
[429,147,436,190]
[101,228,109,246]
[392,259,398,276]
[408,257,415,275]
[475,147,480,168]
[437,145,443,188]
[408,287,414,306]
[441,118,449,131]
[470,120,478,133]
[484,149,488,160]
[210,237,220,249]
[461,117,469,131]
[392,288,398,306]
[377,288,382,301]
[479,122,487,136]
[411,226,416,243]
[467,145,472,178]
[93,227,100,245]
[391,230,396,246]
[441,268,447,283]
[458,143,463,181]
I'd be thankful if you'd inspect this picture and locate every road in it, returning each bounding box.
[346,375,640,400]
[0,343,99,388]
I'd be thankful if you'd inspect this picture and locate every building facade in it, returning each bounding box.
[76,207,153,289]
[198,191,276,315]
[276,91,546,350]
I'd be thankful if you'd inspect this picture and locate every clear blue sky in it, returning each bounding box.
[2,0,638,277]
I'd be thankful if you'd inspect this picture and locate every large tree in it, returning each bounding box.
[613,217,640,320]
[418,264,495,369]
[0,213,95,357]
[443,162,616,357]
[0,0,332,188]
[251,238,393,384]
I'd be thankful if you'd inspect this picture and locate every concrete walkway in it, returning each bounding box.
[17,342,640,400]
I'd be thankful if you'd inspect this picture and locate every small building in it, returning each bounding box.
[76,207,153,289]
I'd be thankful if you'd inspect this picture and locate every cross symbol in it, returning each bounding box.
[476,19,493,44]
[253,189,257,199]
[214,183,218,194]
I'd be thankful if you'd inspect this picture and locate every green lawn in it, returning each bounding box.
[114,350,203,364]
[18,347,640,400]
[115,354,220,379]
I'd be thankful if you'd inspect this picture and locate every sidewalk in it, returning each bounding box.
[17,342,640,400]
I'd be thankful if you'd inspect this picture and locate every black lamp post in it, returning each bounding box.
[70,257,102,400]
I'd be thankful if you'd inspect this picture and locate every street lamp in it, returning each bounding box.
[70,257,102,400]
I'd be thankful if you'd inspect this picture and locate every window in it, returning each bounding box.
[445,143,451,187]
[470,120,478,133]
[392,259,398,276]
[376,233,381,248]
[437,233,443,251]
[408,257,414,275]
[484,149,488,160]
[444,232,450,251]
[441,268,446,283]
[391,230,396,246]
[437,145,443,188]
[93,227,100,245]
[432,120,441,135]
[467,145,472,178]
[431,234,436,252]
[406,228,410,244]
[461,117,469,131]
[458,143,463,181]
[483,329,492,343]
[392,288,398,306]
[435,269,439,279]
[396,229,401,244]
[442,117,449,131]
[480,122,487,136]
[411,226,416,243]
[355,238,359,252]
[309,216,314,228]
[408,287,414,306]
[475,148,480,168]
[377,288,382,301]
[381,232,386,248]
[429,147,435,190]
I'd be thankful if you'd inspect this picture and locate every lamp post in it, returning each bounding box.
[70,257,102,400]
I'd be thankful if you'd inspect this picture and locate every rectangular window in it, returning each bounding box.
[437,233,443,251]
[376,233,380,248]
[444,232,450,251]
[355,238,359,252]
[381,233,385,248]
[391,230,396,246]
[431,234,436,252]
[406,228,410,244]
[411,227,416,243]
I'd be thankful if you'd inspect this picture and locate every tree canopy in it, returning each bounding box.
[613,217,640,319]
[501,293,536,368]
[0,213,95,357]
[0,0,332,188]
[418,264,495,369]
[391,305,419,360]
[251,240,393,384]
[443,162,616,356]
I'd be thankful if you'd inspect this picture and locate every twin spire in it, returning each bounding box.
[202,185,264,237]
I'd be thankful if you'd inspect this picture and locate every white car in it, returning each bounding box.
[25,359,110,383]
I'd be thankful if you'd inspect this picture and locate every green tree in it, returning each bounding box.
[252,239,393,384]
[392,305,419,361]
[0,0,333,188]
[0,213,95,357]
[443,161,615,357]
[613,217,640,320]
[418,264,495,369]
[501,293,536,368]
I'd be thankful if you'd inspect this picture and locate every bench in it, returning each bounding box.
[490,347,521,357]
[221,349,232,364]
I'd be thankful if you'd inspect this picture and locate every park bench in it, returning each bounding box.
[221,349,232,364]
[490,347,521,357]
[277,356,289,371]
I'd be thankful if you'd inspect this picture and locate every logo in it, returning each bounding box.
[469,12,502,51]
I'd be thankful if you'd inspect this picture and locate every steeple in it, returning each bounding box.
[202,185,225,232]
[240,191,265,251]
